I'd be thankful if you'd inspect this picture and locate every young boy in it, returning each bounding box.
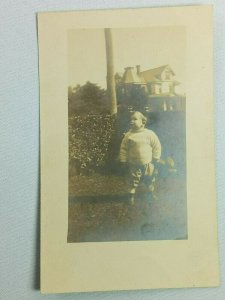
[119,111,161,203]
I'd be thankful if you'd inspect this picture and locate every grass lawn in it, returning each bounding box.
[68,174,187,242]
[69,174,130,196]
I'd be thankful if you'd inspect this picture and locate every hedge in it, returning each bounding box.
[69,114,117,175]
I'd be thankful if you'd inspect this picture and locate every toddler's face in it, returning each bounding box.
[130,113,144,130]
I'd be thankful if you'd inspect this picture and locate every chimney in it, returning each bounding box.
[136,65,140,75]
[125,67,133,71]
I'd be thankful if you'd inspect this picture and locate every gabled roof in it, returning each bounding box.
[140,65,175,82]
[121,67,146,84]
[118,65,177,85]
[115,72,123,78]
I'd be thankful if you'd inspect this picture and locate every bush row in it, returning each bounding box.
[69,114,117,175]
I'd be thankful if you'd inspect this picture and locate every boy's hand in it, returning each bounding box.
[152,159,160,176]
[152,158,160,168]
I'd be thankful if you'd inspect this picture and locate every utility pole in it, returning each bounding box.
[104,28,117,115]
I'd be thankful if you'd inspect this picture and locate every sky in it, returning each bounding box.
[68,26,186,92]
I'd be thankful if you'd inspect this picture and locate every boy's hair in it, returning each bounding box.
[131,111,148,125]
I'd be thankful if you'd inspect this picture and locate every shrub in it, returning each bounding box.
[69,114,117,175]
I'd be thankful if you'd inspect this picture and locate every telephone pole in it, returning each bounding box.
[104,28,117,115]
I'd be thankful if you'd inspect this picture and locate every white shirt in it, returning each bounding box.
[119,128,161,165]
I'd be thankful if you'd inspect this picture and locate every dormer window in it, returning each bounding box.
[164,69,171,80]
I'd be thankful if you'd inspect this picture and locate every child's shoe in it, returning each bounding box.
[146,191,158,202]
[146,191,153,202]
[147,182,155,192]
[128,193,135,205]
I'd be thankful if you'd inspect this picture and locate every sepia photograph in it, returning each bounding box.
[39,6,219,293]
[68,27,187,242]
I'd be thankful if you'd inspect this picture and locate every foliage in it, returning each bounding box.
[69,114,117,175]
[68,82,110,115]
[116,85,149,112]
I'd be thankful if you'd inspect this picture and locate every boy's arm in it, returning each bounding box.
[150,131,162,162]
[119,133,129,162]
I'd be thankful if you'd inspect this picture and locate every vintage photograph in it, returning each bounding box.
[39,7,219,292]
[68,27,187,242]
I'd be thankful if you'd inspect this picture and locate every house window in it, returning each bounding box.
[165,70,171,80]
[161,82,170,94]
[155,84,161,94]
[169,84,174,94]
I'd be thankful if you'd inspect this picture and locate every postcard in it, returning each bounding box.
[38,5,219,293]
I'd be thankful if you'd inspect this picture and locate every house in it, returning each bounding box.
[115,65,185,112]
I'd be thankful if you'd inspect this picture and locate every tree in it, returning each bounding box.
[116,84,149,113]
[68,82,110,115]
